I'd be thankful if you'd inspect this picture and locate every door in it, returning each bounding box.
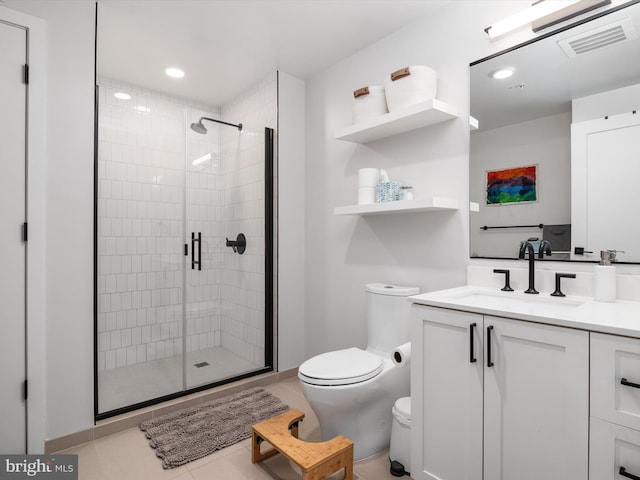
[483,316,589,480]
[571,113,640,259]
[0,19,27,453]
[411,305,483,480]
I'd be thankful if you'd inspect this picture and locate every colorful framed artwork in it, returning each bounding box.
[486,165,537,205]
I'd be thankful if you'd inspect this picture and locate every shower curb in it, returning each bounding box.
[45,368,298,453]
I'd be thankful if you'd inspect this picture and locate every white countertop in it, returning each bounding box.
[409,286,640,339]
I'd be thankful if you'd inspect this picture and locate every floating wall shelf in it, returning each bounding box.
[334,197,459,216]
[335,98,458,143]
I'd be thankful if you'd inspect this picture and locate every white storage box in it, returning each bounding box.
[376,181,401,203]
[384,65,437,112]
[352,85,388,123]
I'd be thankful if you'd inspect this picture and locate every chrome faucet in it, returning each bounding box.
[538,240,552,259]
[518,241,539,294]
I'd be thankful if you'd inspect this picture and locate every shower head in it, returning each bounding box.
[190,120,208,135]
[190,116,243,134]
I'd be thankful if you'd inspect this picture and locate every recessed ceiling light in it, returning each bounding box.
[134,106,151,113]
[114,92,131,100]
[490,69,514,80]
[165,67,185,79]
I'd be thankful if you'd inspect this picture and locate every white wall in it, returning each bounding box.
[302,1,640,358]
[303,0,544,358]
[277,72,306,370]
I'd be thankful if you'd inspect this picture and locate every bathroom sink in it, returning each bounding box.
[445,290,585,317]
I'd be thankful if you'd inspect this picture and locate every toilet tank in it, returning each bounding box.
[366,283,419,352]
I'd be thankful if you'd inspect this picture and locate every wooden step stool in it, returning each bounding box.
[251,409,354,480]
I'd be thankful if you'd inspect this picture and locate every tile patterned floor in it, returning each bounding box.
[60,376,400,480]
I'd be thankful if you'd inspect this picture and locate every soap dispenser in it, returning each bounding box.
[593,250,618,302]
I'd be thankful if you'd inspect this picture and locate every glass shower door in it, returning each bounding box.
[184,108,267,389]
[96,81,186,414]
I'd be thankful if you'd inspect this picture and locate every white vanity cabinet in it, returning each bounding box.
[589,333,640,480]
[411,305,589,480]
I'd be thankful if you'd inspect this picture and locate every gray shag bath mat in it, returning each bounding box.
[140,386,289,469]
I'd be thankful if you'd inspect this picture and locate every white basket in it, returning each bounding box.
[384,65,437,112]
[352,85,388,123]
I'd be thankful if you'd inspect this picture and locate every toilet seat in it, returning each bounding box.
[298,347,383,386]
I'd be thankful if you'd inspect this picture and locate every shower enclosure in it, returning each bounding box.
[95,77,275,417]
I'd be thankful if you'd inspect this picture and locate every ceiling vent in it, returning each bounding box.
[558,17,638,58]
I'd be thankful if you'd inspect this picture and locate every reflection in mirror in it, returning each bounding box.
[470,1,640,263]
[95,2,276,416]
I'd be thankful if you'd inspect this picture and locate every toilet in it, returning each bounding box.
[298,283,419,461]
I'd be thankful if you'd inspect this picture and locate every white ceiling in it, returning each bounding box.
[96,0,451,106]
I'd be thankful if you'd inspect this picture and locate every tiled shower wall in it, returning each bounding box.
[97,78,222,371]
[220,73,277,365]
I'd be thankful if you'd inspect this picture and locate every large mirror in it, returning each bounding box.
[470,1,640,263]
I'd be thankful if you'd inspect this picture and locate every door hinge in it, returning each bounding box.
[23,64,29,85]
[22,222,28,242]
[23,379,28,401]
[184,244,188,256]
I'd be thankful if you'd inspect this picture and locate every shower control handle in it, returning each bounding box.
[226,233,246,255]
[191,232,202,270]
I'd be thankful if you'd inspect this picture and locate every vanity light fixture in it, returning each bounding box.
[490,68,514,79]
[165,67,185,78]
[114,92,131,100]
[484,0,610,39]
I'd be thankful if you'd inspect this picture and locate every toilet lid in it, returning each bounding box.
[298,347,383,386]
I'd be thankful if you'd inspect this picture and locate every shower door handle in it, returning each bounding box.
[191,232,202,270]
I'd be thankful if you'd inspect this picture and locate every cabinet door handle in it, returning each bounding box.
[620,467,640,480]
[621,378,640,389]
[469,323,477,363]
[487,325,494,367]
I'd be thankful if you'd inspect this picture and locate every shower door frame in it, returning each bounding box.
[93,85,276,419]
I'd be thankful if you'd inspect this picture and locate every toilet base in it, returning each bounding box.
[300,356,410,461]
